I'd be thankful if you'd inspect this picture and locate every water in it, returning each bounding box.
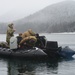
[0,33,75,75]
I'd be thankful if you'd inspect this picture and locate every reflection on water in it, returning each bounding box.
[0,57,59,75]
[0,57,75,75]
[0,58,8,75]
[7,58,59,75]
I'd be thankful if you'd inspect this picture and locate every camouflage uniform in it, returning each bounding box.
[20,36,37,47]
[20,29,37,47]
[6,23,15,45]
[22,29,36,39]
[0,42,9,48]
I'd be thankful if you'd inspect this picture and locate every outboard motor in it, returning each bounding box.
[44,41,60,57]
[46,41,58,49]
[10,37,18,49]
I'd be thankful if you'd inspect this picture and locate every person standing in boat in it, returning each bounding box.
[6,23,16,45]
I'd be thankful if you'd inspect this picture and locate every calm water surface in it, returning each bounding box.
[0,33,75,75]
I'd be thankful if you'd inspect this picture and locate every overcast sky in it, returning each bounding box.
[0,0,72,22]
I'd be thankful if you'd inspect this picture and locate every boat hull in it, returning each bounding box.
[0,47,47,59]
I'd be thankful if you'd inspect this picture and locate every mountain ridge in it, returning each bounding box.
[13,1,75,33]
[0,1,75,33]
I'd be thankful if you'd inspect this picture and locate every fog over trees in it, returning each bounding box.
[0,1,75,33]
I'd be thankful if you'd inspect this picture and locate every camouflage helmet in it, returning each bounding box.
[8,23,14,28]
[28,29,32,32]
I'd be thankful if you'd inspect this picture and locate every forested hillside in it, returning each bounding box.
[1,1,75,33]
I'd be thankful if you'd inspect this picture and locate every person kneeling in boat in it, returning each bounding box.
[18,29,36,49]
[19,36,37,49]
[0,42,9,48]
[21,29,36,39]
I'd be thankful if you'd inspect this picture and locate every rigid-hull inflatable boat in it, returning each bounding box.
[0,36,75,59]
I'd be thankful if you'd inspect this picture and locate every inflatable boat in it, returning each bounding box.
[0,47,48,59]
[0,35,75,59]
